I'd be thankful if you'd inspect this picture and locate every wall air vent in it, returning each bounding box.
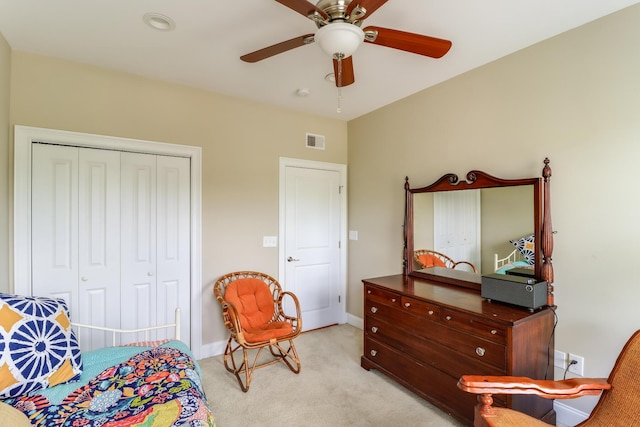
[306,133,325,150]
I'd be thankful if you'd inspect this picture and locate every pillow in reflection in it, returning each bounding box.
[509,234,535,265]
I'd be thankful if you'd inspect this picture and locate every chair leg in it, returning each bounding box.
[269,340,301,374]
[223,337,301,392]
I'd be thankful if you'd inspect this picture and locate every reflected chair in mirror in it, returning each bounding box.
[213,271,302,392]
[414,249,478,273]
[458,329,640,426]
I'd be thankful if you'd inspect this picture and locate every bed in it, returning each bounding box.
[0,293,215,427]
[494,248,533,274]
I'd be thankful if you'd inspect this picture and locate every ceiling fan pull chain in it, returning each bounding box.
[336,54,343,113]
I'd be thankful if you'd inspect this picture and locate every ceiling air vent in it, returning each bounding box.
[306,133,325,150]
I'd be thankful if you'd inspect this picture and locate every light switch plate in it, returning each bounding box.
[349,230,358,240]
[263,236,277,247]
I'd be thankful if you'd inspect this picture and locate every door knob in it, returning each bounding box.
[287,257,300,262]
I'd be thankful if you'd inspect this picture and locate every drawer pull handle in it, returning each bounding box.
[371,326,378,333]
[428,310,434,315]
[370,350,378,357]
[391,298,396,303]
[367,290,371,294]
[476,347,486,357]
[370,307,378,314]
[445,315,452,321]
[491,329,498,335]
[404,302,411,308]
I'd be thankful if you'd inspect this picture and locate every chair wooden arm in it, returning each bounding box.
[453,260,478,273]
[278,291,302,331]
[458,375,610,399]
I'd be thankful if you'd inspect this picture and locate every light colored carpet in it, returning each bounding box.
[198,324,466,427]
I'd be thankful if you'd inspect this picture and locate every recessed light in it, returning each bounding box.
[143,13,175,31]
[324,73,335,83]
[296,88,311,97]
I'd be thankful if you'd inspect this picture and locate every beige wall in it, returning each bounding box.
[348,4,640,415]
[6,51,348,345]
[0,33,10,292]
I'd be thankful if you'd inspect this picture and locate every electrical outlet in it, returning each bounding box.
[568,353,585,376]
[554,350,567,369]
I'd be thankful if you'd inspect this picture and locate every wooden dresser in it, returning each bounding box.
[361,274,556,426]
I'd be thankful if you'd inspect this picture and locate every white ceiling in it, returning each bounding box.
[1,0,638,121]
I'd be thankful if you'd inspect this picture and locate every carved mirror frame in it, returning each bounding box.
[404,158,554,305]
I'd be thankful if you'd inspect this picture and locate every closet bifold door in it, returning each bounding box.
[120,153,191,344]
[31,144,121,350]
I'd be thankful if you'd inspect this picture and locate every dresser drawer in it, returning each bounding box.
[365,314,505,379]
[364,337,480,426]
[365,286,401,308]
[440,308,506,344]
[400,296,440,319]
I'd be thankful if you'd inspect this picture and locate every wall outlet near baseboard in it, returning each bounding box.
[568,353,585,376]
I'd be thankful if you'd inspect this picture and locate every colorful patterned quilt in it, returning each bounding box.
[3,342,215,426]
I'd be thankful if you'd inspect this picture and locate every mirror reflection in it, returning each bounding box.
[413,185,534,275]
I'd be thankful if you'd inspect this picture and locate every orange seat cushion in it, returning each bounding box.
[225,278,293,343]
[417,254,447,268]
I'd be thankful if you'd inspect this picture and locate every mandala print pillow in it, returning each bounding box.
[510,234,535,266]
[0,294,83,398]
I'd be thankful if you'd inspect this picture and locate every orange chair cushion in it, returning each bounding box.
[225,278,293,343]
[417,254,447,268]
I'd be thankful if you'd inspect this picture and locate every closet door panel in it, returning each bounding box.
[77,148,121,348]
[121,152,157,337]
[156,156,191,342]
[31,144,79,312]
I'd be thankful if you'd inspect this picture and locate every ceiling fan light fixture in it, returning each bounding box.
[314,23,364,58]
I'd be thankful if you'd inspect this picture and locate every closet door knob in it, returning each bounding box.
[147,272,154,276]
[81,276,88,281]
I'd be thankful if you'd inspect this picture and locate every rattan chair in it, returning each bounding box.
[414,249,477,273]
[213,271,302,392]
[458,329,640,426]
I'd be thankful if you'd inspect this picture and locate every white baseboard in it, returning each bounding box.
[198,339,227,360]
[554,401,589,426]
[346,313,363,330]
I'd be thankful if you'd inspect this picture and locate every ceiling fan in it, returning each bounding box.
[240,0,452,88]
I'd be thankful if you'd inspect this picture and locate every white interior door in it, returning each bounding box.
[120,152,158,337]
[32,144,191,349]
[32,144,80,308]
[77,147,121,348]
[434,189,481,271]
[32,144,122,349]
[155,155,191,343]
[283,165,341,331]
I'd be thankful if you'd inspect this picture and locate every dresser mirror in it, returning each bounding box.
[403,158,554,304]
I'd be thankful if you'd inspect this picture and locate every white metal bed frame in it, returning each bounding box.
[494,248,523,272]
[72,308,181,347]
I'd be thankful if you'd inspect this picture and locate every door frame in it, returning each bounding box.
[278,157,347,326]
[13,125,204,358]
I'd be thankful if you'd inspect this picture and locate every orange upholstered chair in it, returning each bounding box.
[458,329,640,426]
[414,249,477,273]
[213,271,302,392]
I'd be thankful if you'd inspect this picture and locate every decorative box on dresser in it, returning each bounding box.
[361,159,556,426]
[361,272,555,426]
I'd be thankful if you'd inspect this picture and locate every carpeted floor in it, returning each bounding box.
[198,324,466,426]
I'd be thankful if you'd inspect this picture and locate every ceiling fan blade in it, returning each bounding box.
[332,55,355,87]
[240,34,314,63]
[346,0,388,20]
[363,26,452,58]
[274,0,328,20]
